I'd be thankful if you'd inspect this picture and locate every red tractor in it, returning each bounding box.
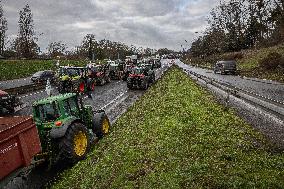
[88,64,111,86]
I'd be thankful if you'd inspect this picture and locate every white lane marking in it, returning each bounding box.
[100,92,126,110]
[19,90,46,99]
[105,95,128,112]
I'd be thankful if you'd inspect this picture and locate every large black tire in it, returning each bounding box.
[58,123,90,164]
[99,78,106,86]
[106,76,111,83]
[151,74,156,83]
[141,79,148,90]
[93,112,110,138]
[127,81,133,89]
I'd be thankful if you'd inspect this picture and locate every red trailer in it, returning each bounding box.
[0,116,41,186]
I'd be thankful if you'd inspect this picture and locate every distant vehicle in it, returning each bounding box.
[153,58,161,68]
[57,66,96,94]
[214,60,237,75]
[167,54,175,59]
[122,64,135,81]
[89,64,111,85]
[31,70,55,83]
[127,66,155,90]
[109,63,122,80]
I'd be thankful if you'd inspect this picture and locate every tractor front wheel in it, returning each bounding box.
[58,123,90,164]
[93,112,110,138]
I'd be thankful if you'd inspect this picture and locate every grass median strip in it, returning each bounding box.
[52,66,284,189]
[0,60,86,81]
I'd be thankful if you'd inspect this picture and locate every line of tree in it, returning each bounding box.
[0,3,166,60]
[190,0,284,57]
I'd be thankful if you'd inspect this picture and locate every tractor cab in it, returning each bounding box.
[32,93,91,129]
[58,67,94,94]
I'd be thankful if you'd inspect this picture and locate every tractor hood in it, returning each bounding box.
[60,75,70,81]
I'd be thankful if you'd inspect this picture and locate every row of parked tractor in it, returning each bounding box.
[0,57,162,115]
[31,57,162,94]
[0,56,163,187]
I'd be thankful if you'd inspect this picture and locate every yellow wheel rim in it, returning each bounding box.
[102,118,110,134]
[74,131,87,156]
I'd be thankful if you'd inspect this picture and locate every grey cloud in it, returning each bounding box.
[2,0,220,51]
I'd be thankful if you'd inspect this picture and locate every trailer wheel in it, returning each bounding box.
[58,123,90,164]
[93,112,110,138]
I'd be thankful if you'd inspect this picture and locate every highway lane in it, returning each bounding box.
[176,60,284,103]
[0,76,32,90]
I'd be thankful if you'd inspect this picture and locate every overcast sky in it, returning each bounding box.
[2,0,221,51]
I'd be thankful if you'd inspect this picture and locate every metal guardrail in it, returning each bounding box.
[184,69,284,120]
[5,83,45,95]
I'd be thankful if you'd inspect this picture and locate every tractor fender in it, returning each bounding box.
[50,117,82,139]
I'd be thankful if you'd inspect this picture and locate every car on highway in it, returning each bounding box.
[31,70,55,83]
[214,60,237,75]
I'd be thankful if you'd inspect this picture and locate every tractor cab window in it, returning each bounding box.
[60,68,80,77]
[132,68,143,75]
[63,97,79,116]
[35,102,59,122]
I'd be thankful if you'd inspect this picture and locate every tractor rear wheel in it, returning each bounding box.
[106,76,111,83]
[93,112,110,138]
[127,81,133,89]
[141,80,148,90]
[58,123,90,164]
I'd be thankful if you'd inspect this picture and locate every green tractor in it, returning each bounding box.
[32,93,110,164]
[57,66,96,94]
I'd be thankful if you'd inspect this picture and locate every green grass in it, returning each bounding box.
[237,44,284,82]
[0,60,86,81]
[51,67,284,189]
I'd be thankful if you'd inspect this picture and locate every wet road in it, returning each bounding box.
[176,60,284,103]
[0,76,32,90]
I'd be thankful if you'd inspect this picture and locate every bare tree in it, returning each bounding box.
[14,4,38,58]
[0,2,7,55]
[47,41,67,58]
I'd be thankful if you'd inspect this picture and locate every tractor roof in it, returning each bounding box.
[33,93,77,106]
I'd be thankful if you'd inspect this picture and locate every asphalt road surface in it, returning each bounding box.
[0,76,32,90]
[176,60,284,103]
